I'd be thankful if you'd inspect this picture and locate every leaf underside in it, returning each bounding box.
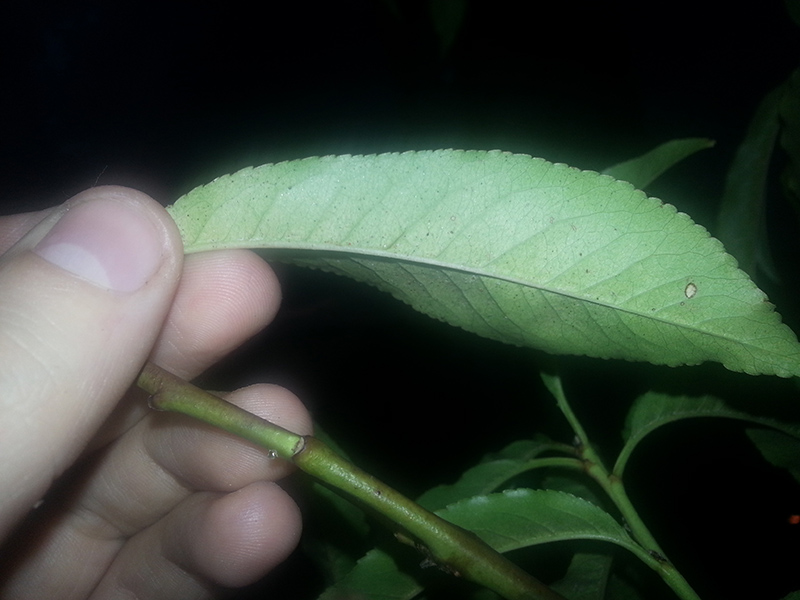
[616,392,800,476]
[168,150,800,377]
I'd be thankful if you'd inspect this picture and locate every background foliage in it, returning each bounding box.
[3,2,800,599]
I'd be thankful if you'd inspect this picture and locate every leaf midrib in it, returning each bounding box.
[181,237,768,353]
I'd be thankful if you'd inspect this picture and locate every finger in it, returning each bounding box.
[88,248,282,448]
[0,385,312,599]
[0,187,183,539]
[151,248,282,380]
[89,482,302,600]
[0,209,52,254]
[2,213,282,384]
[106,384,311,535]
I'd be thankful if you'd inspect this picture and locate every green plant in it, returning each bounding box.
[137,73,800,600]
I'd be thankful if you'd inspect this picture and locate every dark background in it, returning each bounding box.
[2,1,800,599]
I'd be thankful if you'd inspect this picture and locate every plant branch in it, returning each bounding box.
[138,362,566,600]
[541,372,702,600]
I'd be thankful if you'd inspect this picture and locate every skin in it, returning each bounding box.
[0,186,312,599]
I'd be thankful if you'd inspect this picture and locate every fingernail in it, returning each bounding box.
[34,200,162,292]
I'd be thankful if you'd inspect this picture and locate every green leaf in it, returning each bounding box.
[439,489,649,562]
[780,70,800,218]
[416,459,536,512]
[616,392,800,476]
[317,548,421,600]
[551,552,613,600]
[168,150,800,376]
[484,438,575,462]
[745,427,800,484]
[416,437,578,511]
[602,138,714,189]
[716,85,783,280]
[606,570,650,600]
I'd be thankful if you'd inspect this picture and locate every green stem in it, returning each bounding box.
[525,457,585,472]
[139,362,304,457]
[578,443,666,555]
[541,373,701,600]
[578,445,701,600]
[138,362,566,600]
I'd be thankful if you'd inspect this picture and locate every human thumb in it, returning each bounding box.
[0,186,183,538]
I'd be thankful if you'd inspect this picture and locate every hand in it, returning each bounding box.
[0,186,312,599]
